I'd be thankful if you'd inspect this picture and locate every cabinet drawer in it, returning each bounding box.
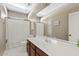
[36,47,48,56]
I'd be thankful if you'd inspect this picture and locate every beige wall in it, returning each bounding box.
[44,13,68,40]
[42,3,79,41]
[0,4,7,55]
[8,10,28,20]
[0,19,6,55]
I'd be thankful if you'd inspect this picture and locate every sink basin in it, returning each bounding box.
[35,36,58,45]
[43,37,58,45]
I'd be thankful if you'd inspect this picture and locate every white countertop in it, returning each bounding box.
[28,36,79,56]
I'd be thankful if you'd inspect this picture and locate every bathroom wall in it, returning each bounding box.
[0,4,7,55]
[42,4,79,40]
[44,13,68,40]
[0,18,6,55]
[8,10,28,20]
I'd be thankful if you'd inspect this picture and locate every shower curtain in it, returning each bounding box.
[6,19,30,49]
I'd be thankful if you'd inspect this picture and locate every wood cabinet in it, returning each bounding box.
[36,47,47,56]
[27,40,48,56]
[27,41,29,53]
[30,47,35,56]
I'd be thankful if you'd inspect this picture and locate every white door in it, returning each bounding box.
[36,23,44,36]
[6,19,30,49]
[69,11,79,44]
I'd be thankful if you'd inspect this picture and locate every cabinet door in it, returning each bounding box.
[27,40,30,55]
[36,53,40,56]
[36,47,48,56]
[30,47,35,56]
[30,42,35,50]
[27,40,29,53]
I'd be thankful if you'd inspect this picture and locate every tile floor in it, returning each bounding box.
[3,45,28,56]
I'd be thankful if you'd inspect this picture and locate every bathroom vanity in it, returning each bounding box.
[27,40,48,56]
[26,36,79,56]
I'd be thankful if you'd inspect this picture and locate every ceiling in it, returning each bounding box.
[36,3,68,17]
[5,3,35,14]
[5,3,69,18]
